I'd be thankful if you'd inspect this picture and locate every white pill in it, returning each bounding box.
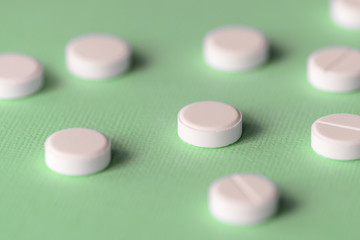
[203,25,269,72]
[177,101,242,148]
[0,53,43,99]
[209,173,279,225]
[45,128,111,176]
[307,46,360,92]
[331,0,360,29]
[66,33,131,80]
[311,113,360,160]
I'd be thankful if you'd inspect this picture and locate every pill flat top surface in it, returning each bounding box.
[344,0,360,7]
[209,173,279,225]
[207,27,267,56]
[69,34,130,63]
[46,128,110,157]
[66,33,131,79]
[307,46,360,92]
[310,47,360,77]
[313,113,360,143]
[204,25,268,71]
[45,128,111,176]
[332,0,360,29]
[0,53,42,83]
[333,0,360,10]
[213,174,277,207]
[178,101,241,131]
[311,113,360,160]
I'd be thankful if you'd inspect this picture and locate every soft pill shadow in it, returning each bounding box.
[277,195,297,217]
[130,50,148,72]
[268,44,285,64]
[241,121,262,142]
[229,120,262,147]
[41,68,62,93]
[107,148,131,171]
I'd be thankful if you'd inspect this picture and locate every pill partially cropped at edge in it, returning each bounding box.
[311,113,360,160]
[0,53,43,99]
[209,173,279,225]
[203,25,269,72]
[307,46,360,92]
[331,0,360,29]
[66,33,132,80]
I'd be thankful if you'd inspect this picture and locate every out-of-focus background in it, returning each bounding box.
[0,0,360,239]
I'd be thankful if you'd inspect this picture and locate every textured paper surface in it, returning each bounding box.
[1,0,360,239]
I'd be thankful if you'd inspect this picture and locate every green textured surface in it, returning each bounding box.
[1,0,360,239]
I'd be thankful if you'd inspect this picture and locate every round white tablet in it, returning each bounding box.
[177,101,242,148]
[331,0,360,29]
[0,53,43,99]
[66,33,131,80]
[307,46,360,92]
[203,25,269,71]
[311,113,360,160]
[45,128,111,176]
[209,173,279,225]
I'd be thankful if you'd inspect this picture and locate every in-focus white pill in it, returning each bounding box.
[177,101,242,148]
[307,46,360,92]
[0,53,43,99]
[331,0,360,29]
[203,25,269,71]
[209,173,279,225]
[45,128,111,175]
[66,33,131,80]
[311,113,360,160]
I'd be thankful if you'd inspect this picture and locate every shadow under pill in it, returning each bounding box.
[277,195,298,217]
[41,68,62,93]
[241,121,262,142]
[130,51,148,72]
[268,44,285,64]
[228,120,262,147]
[107,148,131,170]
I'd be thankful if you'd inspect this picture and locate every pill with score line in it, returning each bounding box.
[208,173,279,225]
[307,46,360,92]
[311,113,360,160]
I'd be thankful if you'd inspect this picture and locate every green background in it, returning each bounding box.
[1,0,360,239]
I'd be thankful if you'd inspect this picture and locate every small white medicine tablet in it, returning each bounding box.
[209,173,279,225]
[177,101,242,148]
[331,0,360,29]
[203,25,269,71]
[66,33,131,80]
[0,53,43,99]
[45,128,111,176]
[307,46,360,92]
[311,113,360,160]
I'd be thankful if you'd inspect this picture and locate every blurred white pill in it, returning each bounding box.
[307,46,360,92]
[0,53,43,99]
[331,0,360,29]
[177,101,242,148]
[45,128,111,176]
[209,173,279,225]
[203,25,269,71]
[311,113,360,160]
[66,33,131,80]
